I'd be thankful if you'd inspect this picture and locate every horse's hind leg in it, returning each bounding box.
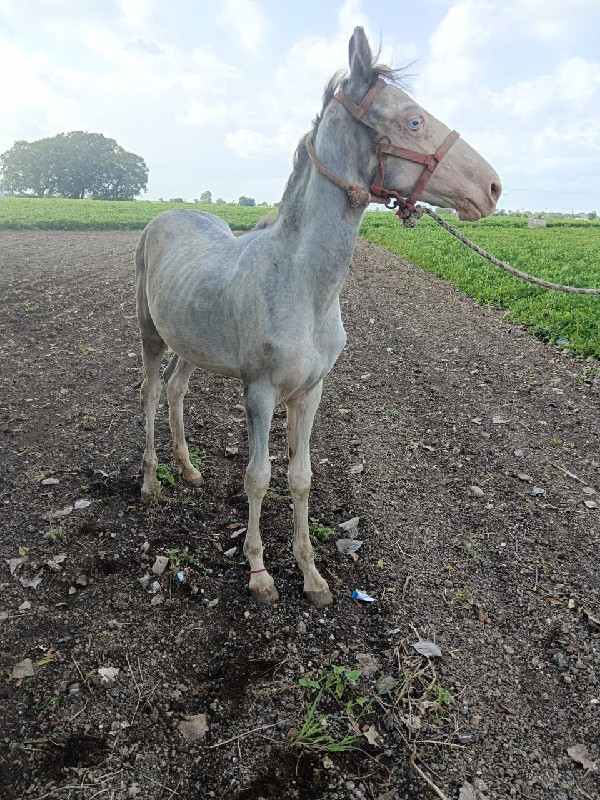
[136,237,166,497]
[166,356,203,486]
[139,337,166,496]
[287,380,333,607]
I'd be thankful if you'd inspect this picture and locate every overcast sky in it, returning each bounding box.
[1,0,599,213]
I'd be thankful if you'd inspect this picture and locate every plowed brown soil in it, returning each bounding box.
[1,230,598,800]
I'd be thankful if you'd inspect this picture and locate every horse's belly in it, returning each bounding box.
[165,332,241,379]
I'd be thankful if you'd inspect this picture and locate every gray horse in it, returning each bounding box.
[135,27,501,607]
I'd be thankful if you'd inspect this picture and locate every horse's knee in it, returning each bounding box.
[289,465,311,501]
[244,464,271,498]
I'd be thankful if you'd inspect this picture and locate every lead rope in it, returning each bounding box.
[418,206,600,296]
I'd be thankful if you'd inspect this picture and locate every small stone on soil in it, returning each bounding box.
[12,658,35,679]
[152,555,169,575]
[178,713,209,740]
[338,516,360,532]
[552,651,568,670]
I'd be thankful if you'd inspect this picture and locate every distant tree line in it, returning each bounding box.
[169,192,271,207]
[493,208,597,220]
[0,132,148,201]
[435,206,597,220]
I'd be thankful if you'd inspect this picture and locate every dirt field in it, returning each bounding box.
[1,230,599,800]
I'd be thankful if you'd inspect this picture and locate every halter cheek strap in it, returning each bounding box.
[371,129,460,212]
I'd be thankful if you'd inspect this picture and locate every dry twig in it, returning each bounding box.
[411,761,450,800]
[207,722,278,749]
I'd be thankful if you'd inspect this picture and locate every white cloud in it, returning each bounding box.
[415,1,495,115]
[274,0,409,99]
[492,57,600,117]
[225,125,301,158]
[119,0,152,28]
[507,0,600,42]
[180,101,245,127]
[215,0,270,57]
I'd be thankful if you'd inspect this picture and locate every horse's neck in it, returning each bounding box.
[273,115,370,306]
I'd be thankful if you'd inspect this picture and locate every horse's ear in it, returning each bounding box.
[347,26,373,98]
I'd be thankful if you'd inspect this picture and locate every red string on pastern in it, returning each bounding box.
[245,568,267,582]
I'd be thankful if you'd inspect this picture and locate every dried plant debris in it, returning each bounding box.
[567,743,597,771]
[412,640,443,658]
[459,781,490,800]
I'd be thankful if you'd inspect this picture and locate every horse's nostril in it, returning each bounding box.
[490,180,502,203]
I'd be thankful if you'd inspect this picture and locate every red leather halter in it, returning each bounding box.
[334,80,460,221]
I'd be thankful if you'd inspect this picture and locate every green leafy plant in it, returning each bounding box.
[431,683,455,725]
[0,196,274,232]
[44,527,62,542]
[309,518,336,545]
[164,547,212,596]
[295,666,371,751]
[41,695,60,713]
[156,463,175,486]
[433,683,454,706]
[264,489,282,504]
[361,212,600,358]
[189,450,203,470]
[166,546,202,572]
[464,546,486,564]
[394,657,456,733]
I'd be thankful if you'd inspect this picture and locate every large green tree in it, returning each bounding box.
[0,132,148,200]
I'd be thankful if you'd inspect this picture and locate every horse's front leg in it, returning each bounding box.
[243,381,279,603]
[287,380,333,607]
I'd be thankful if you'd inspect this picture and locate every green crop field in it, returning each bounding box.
[360,212,600,359]
[0,196,273,231]
[2,197,600,358]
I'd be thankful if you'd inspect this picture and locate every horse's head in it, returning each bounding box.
[341,27,501,221]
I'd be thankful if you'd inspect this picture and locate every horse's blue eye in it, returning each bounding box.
[409,117,423,130]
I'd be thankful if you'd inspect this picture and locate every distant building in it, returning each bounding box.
[528,217,547,228]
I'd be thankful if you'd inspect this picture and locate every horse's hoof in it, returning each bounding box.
[184,471,204,487]
[305,587,334,608]
[141,483,161,500]
[249,584,280,604]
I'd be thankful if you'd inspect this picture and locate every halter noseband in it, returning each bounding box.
[306,79,460,227]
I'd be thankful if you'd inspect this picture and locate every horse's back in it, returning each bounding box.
[143,209,233,252]
[138,209,241,284]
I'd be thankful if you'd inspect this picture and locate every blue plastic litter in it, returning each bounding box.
[351,589,376,603]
